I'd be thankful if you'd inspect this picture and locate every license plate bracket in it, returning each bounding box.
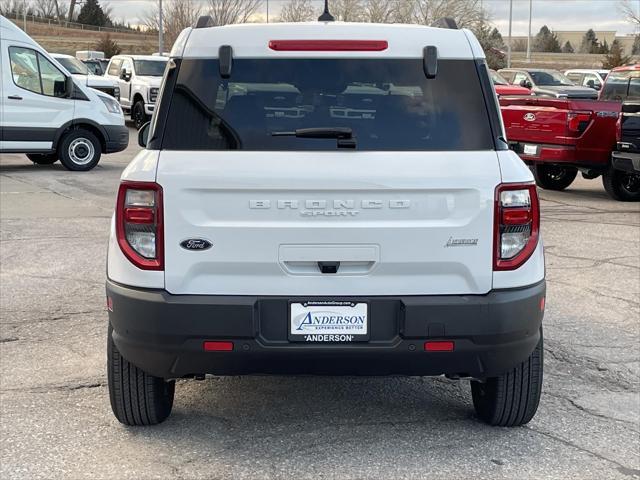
[289,301,369,342]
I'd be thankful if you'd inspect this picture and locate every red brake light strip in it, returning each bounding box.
[269,40,388,51]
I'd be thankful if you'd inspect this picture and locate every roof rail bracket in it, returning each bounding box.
[423,46,438,79]
[195,15,213,29]
[219,45,233,79]
[431,17,458,29]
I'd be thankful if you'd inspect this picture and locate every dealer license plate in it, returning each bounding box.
[289,301,369,342]
[523,144,538,155]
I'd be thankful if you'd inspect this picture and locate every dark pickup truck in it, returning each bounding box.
[610,101,640,200]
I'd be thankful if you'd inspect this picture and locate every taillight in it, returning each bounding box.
[616,113,622,143]
[116,181,163,270]
[567,111,592,134]
[494,183,540,271]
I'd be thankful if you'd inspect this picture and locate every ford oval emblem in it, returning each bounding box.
[523,113,536,122]
[180,239,213,251]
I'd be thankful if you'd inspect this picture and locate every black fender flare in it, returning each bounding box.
[52,119,108,153]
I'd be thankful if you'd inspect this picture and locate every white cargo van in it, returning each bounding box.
[107,17,545,426]
[0,16,128,170]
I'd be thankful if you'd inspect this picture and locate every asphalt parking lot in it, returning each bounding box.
[1,127,639,480]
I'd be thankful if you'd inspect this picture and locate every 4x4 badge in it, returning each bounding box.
[180,239,213,251]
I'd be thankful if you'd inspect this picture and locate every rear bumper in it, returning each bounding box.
[509,141,609,167]
[103,125,129,153]
[612,151,640,173]
[107,280,545,379]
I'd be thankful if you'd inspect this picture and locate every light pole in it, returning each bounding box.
[507,0,513,68]
[526,0,533,62]
[159,0,164,54]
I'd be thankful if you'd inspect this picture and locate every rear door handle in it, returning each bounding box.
[7,95,23,100]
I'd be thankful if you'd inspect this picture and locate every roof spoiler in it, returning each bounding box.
[431,17,458,29]
[195,15,214,28]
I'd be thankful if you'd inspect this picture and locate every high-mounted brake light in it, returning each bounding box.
[116,181,164,270]
[268,40,388,51]
[493,183,540,271]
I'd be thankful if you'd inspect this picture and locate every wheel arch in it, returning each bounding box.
[52,119,108,153]
[132,92,145,105]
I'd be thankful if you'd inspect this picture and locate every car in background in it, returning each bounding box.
[564,69,609,91]
[499,68,599,99]
[602,65,640,200]
[104,54,168,129]
[599,64,640,102]
[500,96,626,199]
[0,16,128,171]
[489,69,533,97]
[50,53,119,100]
[82,58,109,76]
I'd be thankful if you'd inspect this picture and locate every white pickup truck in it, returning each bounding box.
[104,54,168,129]
[106,17,546,427]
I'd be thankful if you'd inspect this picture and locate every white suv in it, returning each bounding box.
[106,18,546,427]
[104,54,168,129]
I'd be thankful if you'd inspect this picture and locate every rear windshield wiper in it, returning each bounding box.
[272,127,356,149]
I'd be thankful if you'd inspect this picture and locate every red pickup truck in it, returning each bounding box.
[500,96,622,196]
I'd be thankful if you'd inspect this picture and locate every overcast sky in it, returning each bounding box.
[103,0,639,36]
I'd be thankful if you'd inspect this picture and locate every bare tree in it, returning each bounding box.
[206,0,262,26]
[331,0,363,22]
[412,0,485,30]
[363,0,396,23]
[620,0,640,27]
[0,0,32,15]
[279,0,316,22]
[68,0,77,21]
[145,0,201,46]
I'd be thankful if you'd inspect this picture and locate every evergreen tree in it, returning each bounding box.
[561,41,574,53]
[602,40,631,68]
[77,0,108,26]
[473,24,506,69]
[95,33,121,58]
[533,26,561,53]
[579,29,599,53]
[599,39,610,54]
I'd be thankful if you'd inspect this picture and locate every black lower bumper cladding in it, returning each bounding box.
[107,280,545,379]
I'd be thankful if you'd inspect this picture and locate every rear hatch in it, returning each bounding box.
[156,55,501,296]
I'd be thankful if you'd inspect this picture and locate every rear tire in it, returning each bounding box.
[532,164,578,191]
[132,100,149,130]
[471,329,543,427]
[602,167,640,201]
[107,325,175,426]
[58,129,102,171]
[27,153,58,165]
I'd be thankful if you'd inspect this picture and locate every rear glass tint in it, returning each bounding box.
[161,59,494,151]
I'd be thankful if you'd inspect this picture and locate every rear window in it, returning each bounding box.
[601,72,631,101]
[160,58,494,151]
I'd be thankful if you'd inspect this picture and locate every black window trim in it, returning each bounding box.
[9,46,68,99]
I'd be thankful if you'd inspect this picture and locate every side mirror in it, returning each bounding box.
[138,121,151,148]
[65,76,74,98]
[586,79,595,88]
[120,68,131,81]
[519,79,532,89]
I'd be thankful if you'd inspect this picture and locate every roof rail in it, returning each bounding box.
[431,17,458,29]
[195,15,214,29]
